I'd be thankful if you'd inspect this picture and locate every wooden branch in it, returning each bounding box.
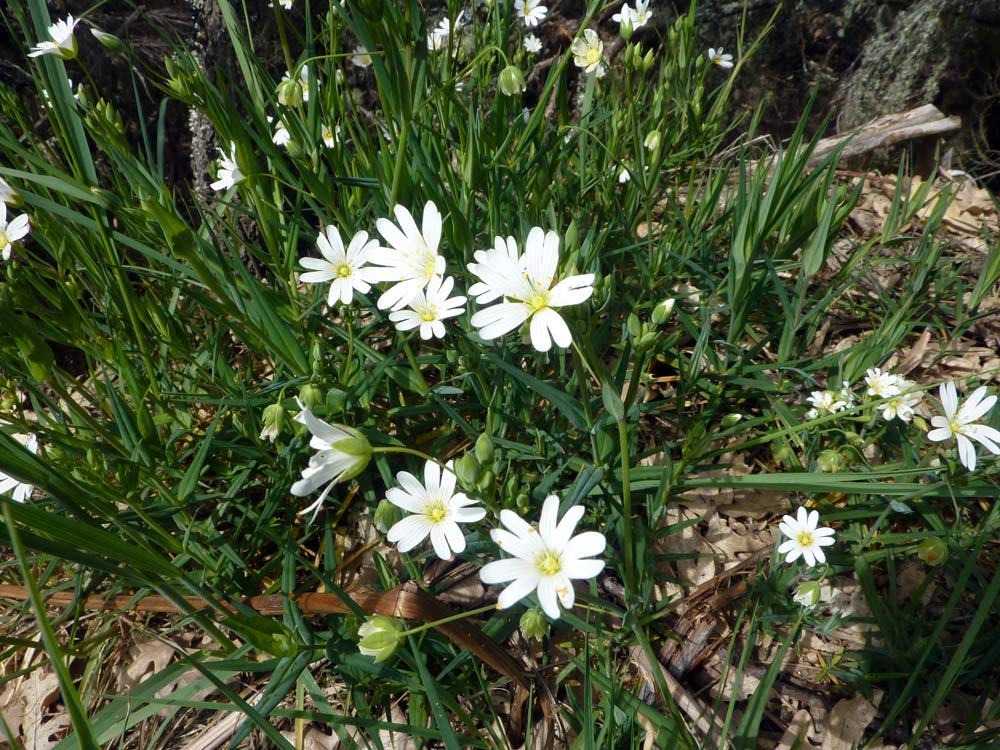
[807,104,961,167]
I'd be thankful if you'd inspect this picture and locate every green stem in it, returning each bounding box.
[372,445,442,467]
[617,419,635,594]
[398,603,497,638]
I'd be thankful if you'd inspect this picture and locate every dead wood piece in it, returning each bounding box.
[807,104,961,167]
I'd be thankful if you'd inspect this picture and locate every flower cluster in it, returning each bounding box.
[804,367,999,472]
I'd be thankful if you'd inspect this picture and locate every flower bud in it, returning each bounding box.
[519,607,549,639]
[816,449,846,473]
[454,452,481,486]
[474,433,495,465]
[644,130,661,151]
[90,28,126,53]
[373,498,402,533]
[720,412,743,427]
[792,581,822,607]
[475,469,495,495]
[277,77,304,106]
[498,65,526,97]
[618,15,633,40]
[259,402,285,443]
[916,537,948,566]
[651,298,675,325]
[298,384,322,412]
[642,49,655,72]
[357,616,404,662]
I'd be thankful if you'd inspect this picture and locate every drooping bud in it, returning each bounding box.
[519,607,550,639]
[651,298,675,325]
[916,537,948,566]
[90,28,126,54]
[277,76,304,106]
[357,616,404,662]
[498,65,526,97]
[643,130,661,151]
[373,498,402,533]
[792,581,822,607]
[259,402,285,443]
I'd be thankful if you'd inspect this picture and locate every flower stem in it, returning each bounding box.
[617,418,636,594]
[397,603,497,638]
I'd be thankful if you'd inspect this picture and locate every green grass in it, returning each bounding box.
[1,0,1000,748]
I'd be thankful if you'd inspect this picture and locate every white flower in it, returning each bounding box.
[618,166,631,184]
[468,235,522,304]
[299,225,380,306]
[269,0,294,8]
[631,0,653,27]
[28,15,80,59]
[321,123,340,148]
[370,201,446,310]
[0,434,39,503]
[523,34,542,54]
[388,274,467,340]
[350,46,372,67]
[927,382,1000,471]
[209,144,243,192]
[0,177,16,205]
[864,367,900,398]
[385,460,486,560]
[515,0,548,27]
[613,1,652,29]
[480,495,606,619]
[0,203,30,261]
[644,129,660,150]
[428,11,464,51]
[290,404,372,519]
[707,47,734,69]
[806,388,850,419]
[269,116,291,147]
[878,387,921,423]
[469,227,594,352]
[571,29,605,75]
[777,507,835,567]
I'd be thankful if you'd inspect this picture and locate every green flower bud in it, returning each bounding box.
[916,537,948,566]
[651,298,675,326]
[357,615,404,662]
[619,16,633,41]
[721,412,743,427]
[643,130,661,151]
[475,469,495,495]
[90,28,126,53]
[792,581,822,607]
[373,498,402,533]
[626,313,642,340]
[816,449,846,473]
[519,607,550,639]
[498,65,526,97]
[642,49,655,72]
[277,77,304,107]
[259,402,285,442]
[454,452,481,486]
[474,433,495,465]
[298,384,322,412]
[326,387,348,413]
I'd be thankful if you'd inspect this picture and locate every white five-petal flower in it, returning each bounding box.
[370,201,446,310]
[0,433,39,503]
[613,1,653,29]
[469,227,594,352]
[707,47,734,69]
[927,382,1000,471]
[28,15,80,59]
[388,274,467,340]
[571,29,605,75]
[299,225,380,306]
[428,11,464,51]
[290,404,371,519]
[523,34,542,54]
[209,144,243,192]
[350,46,372,67]
[515,0,548,27]
[321,123,340,148]
[480,495,606,619]
[269,116,291,147]
[0,203,30,261]
[777,507,835,567]
[385,460,486,560]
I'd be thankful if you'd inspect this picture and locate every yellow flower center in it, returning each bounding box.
[948,419,962,435]
[0,231,7,247]
[419,304,438,322]
[585,48,602,67]
[537,551,562,576]
[796,530,815,548]
[336,263,352,278]
[424,500,448,524]
[525,289,550,312]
